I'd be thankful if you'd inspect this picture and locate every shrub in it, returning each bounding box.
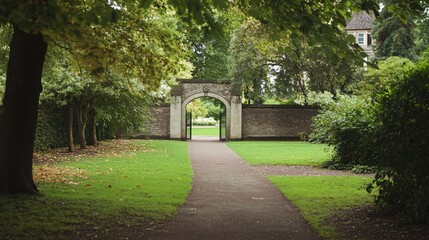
[192,117,217,126]
[310,95,376,166]
[34,103,68,151]
[368,60,429,222]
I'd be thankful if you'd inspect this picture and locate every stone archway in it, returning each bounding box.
[170,79,242,140]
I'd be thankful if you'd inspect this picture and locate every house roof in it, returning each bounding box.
[345,11,374,30]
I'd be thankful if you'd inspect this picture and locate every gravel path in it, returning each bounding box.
[145,139,319,240]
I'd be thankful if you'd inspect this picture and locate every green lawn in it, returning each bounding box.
[192,126,219,136]
[269,176,374,239]
[0,140,192,239]
[227,141,332,166]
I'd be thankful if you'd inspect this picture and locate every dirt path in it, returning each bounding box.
[145,139,318,240]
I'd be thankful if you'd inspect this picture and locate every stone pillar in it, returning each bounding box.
[170,96,182,139]
[230,95,242,140]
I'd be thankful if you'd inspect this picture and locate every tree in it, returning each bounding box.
[230,19,363,104]
[41,48,82,152]
[186,98,208,118]
[189,10,244,81]
[189,26,232,80]
[202,97,225,121]
[0,26,47,194]
[373,0,417,59]
[230,19,270,104]
[93,73,153,139]
[0,0,216,194]
[414,11,429,55]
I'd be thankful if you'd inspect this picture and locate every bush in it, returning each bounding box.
[34,104,68,151]
[192,117,217,126]
[368,60,429,222]
[310,95,376,166]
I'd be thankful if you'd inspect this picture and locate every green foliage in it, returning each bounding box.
[310,95,376,166]
[263,98,295,105]
[34,104,68,151]
[186,98,209,118]
[42,46,154,139]
[368,59,429,222]
[186,97,225,121]
[0,140,192,239]
[353,56,414,95]
[373,2,417,59]
[230,19,269,104]
[238,0,378,66]
[269,176,374,239]
[227,141,332,166]
[229,17,363,104]
[313,57,416,168]
[414,13,429,55]
[94,74,152,136]
[311,49,429,222]
[189,11,237,81]
[202,97,224,120]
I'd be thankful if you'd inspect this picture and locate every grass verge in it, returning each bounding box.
[0,140,192,240]
[227,141,332,166]
[269,176,374,239]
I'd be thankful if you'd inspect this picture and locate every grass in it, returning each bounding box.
[269,176,374,239]
[227,141,332,166]
[0,140,192,239]
[191,126,219,137]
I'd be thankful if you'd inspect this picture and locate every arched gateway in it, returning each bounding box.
[169,79,242,140]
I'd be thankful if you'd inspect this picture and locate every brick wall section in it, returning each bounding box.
[142,104,319,140]
[141,105,170,139]
[241,105,319,139]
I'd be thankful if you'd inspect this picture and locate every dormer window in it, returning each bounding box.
[357,32,365,45]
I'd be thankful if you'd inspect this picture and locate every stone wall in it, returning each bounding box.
[241,105,319,140]
[140,105,170,139]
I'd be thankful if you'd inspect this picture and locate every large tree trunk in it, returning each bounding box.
[87,108,98,146]
[66,99,75,152]
[0,27,47,194]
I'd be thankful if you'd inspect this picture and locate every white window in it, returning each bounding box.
[357,32,365,45]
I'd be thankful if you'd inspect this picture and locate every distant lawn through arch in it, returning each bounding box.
[191,126,220,137]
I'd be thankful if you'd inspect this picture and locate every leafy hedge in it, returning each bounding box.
[311,57,429,222]
[193,117,217,126]
[369,60,429,222]
[34,104,68,151]
[310,95,376,166]
[310,55,429,222]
